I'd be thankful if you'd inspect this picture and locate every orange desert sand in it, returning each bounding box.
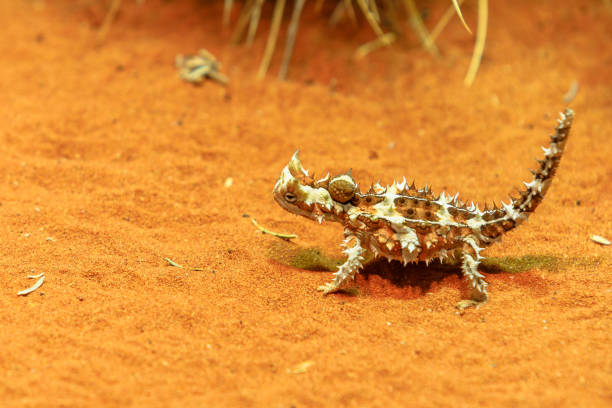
[0,1,610,406]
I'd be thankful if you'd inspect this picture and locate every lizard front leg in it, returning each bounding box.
[317,234,365,295]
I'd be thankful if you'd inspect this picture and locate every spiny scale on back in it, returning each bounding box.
[273,109,574,309]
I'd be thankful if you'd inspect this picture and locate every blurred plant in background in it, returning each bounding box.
[99,0,489,85]
[226,0,487,84]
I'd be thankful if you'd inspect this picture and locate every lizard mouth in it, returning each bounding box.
[273,190,330,224]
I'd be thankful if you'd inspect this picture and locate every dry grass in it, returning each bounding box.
[98,0,489,84]
[226,0,487,84]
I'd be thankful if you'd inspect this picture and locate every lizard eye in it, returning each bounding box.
[284,192,297,203]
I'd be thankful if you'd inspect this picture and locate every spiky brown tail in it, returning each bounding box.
[481,109,574,239]
[512,108,574,215]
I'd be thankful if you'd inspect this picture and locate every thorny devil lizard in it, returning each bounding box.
[273,109,574,309]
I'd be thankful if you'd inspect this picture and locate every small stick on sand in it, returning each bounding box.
[246,214,298,240]
[165,258,205,271]
[590,235,610,246]
[18,276,45,296]
[165,258,184,268]
[288,360,315,374]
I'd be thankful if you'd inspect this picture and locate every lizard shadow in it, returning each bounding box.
[267,241,560,297]
[359,258,463,294]
[357,254,560,297]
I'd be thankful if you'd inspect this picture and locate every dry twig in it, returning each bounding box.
[464,0,488,86]
[429,0,465,45]
[248,215,298,241]
[97,0,121,43]
[590,235,610,246]
[279,0,306,80]
[246,0,265,47]
[404,0,439,56]
[18,276,45,296]
[452,0,472,34]
[257,0,287,79]
[223,0,234,26]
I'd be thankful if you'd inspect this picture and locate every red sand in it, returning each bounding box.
[1,1,610,406]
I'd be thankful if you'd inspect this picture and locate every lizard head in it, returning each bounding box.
[273,151,357,224]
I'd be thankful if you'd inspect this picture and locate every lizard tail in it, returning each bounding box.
[480,108,574,240]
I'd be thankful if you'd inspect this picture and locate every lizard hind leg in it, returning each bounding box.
[317,235,365,295]
[455,239,489,310]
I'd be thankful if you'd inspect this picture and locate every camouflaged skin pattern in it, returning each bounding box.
[273,109,574,309]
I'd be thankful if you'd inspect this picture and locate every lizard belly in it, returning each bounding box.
[365,223,421,264]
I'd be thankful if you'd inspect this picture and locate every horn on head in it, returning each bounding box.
[287,150,308,177]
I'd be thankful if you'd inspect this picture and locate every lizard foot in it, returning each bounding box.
[317,282,341,295]
[455,298,488,311]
